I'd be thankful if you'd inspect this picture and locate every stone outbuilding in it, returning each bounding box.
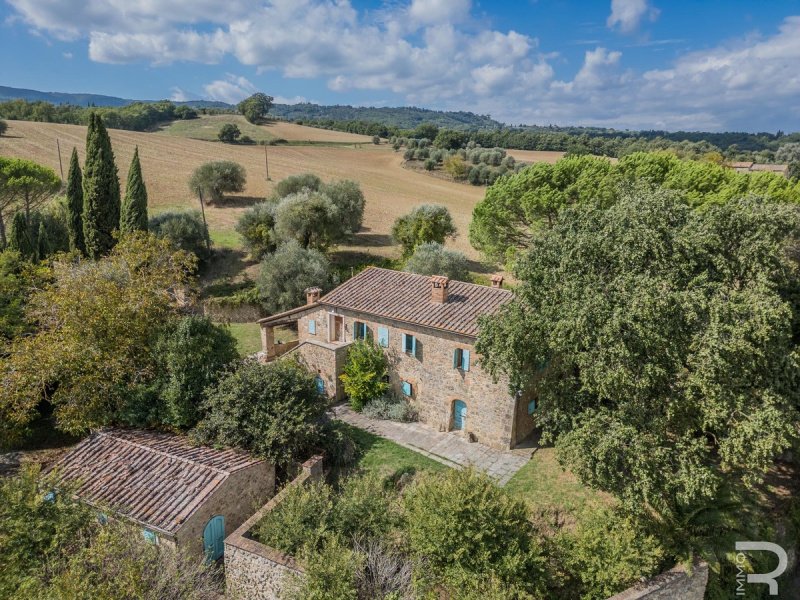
[258,267,538,450]
[52,428,275,560]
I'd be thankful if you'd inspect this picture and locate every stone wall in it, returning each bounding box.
[296,307,530,450]
[202,300,264,323]
[293,339,350,401]
[176,461,275,558]
[606,561,708,600]
[224,456,324,600]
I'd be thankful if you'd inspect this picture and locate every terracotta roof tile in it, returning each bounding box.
[53,429,263,534]
[319,267,512,337]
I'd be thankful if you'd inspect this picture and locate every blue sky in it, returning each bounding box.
[2,0,800,131]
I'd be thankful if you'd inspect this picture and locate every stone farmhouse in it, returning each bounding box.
[52,429,275,560]
[258,267,537,450]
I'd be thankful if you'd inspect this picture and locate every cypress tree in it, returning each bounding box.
[9,211,34,260]
[82,113,120,258]
[120,146,148,233]
[65,147,85,254]
[35,219,49,262]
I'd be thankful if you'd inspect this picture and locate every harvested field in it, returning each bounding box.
[505,149,565,163]
[0,120,486,265]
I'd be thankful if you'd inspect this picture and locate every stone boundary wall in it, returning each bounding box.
[202,300,265,323]
[606,561,708,600]
[224,455,324,600]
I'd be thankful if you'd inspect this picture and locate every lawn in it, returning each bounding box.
[227,322,263,355]
[504,447,610,520]
[339,422,447,479]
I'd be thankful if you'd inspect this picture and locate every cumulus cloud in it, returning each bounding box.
[607,0,659,33]
[6,0,800,130]
[203,74,257,104]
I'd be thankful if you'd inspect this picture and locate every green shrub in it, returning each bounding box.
[424,158,436,171]
[192,358,327,468]
[402,468,546,592]
[217,123,240,143]
[339,340,389,411]
[332,473,396,541]
[362,394,417,422]
[284,535,363,600]
[554,507,665,600]
[148,211,211,263]
[253,480,334,555]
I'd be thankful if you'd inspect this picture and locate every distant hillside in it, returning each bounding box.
[270,102,502,130]
[0,85,232,109]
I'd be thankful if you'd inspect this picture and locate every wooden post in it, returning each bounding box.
[264,145,271,181]
[56,138,64,181]
[198,189,211,252]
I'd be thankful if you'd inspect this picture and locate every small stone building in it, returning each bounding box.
[258,267,537,450]
[53,429,275,559]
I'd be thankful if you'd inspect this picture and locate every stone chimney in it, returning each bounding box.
[305,287,322,305]
[490,275,504,289]
[430,276,449,303]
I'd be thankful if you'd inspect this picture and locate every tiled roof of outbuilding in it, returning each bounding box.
[319,267,513,337]
[53,429,263,534]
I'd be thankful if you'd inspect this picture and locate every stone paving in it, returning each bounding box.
[332,404,535,486]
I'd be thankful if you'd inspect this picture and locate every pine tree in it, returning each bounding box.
[82,113,120,258]
[65,147,85,254]
[120,146,148,233]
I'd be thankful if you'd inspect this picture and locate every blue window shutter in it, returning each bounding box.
[528,399,537,414]
[453,349,459,368]
[401,381,412,396]
[401,333,407,352]
[378,327,389,347]
[411,336,417,357]
[462,349,470,371]
[142,529,158,544]
[309,319,316,335]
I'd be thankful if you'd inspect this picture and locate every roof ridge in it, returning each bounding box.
[98,430,231,476]
[326,266,512,295]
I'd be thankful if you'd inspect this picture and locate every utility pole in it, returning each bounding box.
[264,145,271,181]
[56,138,64,181]
[198,189,211,252]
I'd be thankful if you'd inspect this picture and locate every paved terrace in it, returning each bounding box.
[332,405,535,486]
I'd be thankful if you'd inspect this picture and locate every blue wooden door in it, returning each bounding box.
[203,515,225,562]
[453,400,467,430]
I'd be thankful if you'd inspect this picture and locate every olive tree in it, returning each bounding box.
[217,123,241,143]
[391,204,457,258]
[256,240,335,314]
[404,242,469,280]
[188,160,246,203]
[237,92,274,124]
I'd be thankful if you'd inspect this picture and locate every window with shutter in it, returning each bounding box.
[527,399,537,414]
[401,380,412,396]
[403,333,416,356]
[354,321,367,340]
[308,319,316,335]
[454,348,470,371]
[377,327,389,347]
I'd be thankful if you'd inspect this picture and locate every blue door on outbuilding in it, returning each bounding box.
[203,515,225,562]
[453,400,467,430]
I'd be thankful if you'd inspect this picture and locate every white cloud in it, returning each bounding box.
[203,74,257,104]
[607,0,659,33]
[6,0,800,130]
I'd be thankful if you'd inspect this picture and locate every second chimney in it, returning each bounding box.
[490,274,504,289]
[430,276,449,303]
[305,286,322,305]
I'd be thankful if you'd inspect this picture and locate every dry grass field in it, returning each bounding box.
[505,149,565,164]
[0,120,486,273]
[157,114,374,145]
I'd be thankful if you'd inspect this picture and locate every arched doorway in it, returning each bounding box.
[203,515,225,562]
[452,400,467,431]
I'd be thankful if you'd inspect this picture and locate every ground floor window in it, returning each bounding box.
[401,380,413,396]
[527,399,537,414]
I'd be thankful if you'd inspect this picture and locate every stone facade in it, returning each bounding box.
[293,306,533,450]
[224,457,324,600]
[175,462,275,557]
[606,561,708,600]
